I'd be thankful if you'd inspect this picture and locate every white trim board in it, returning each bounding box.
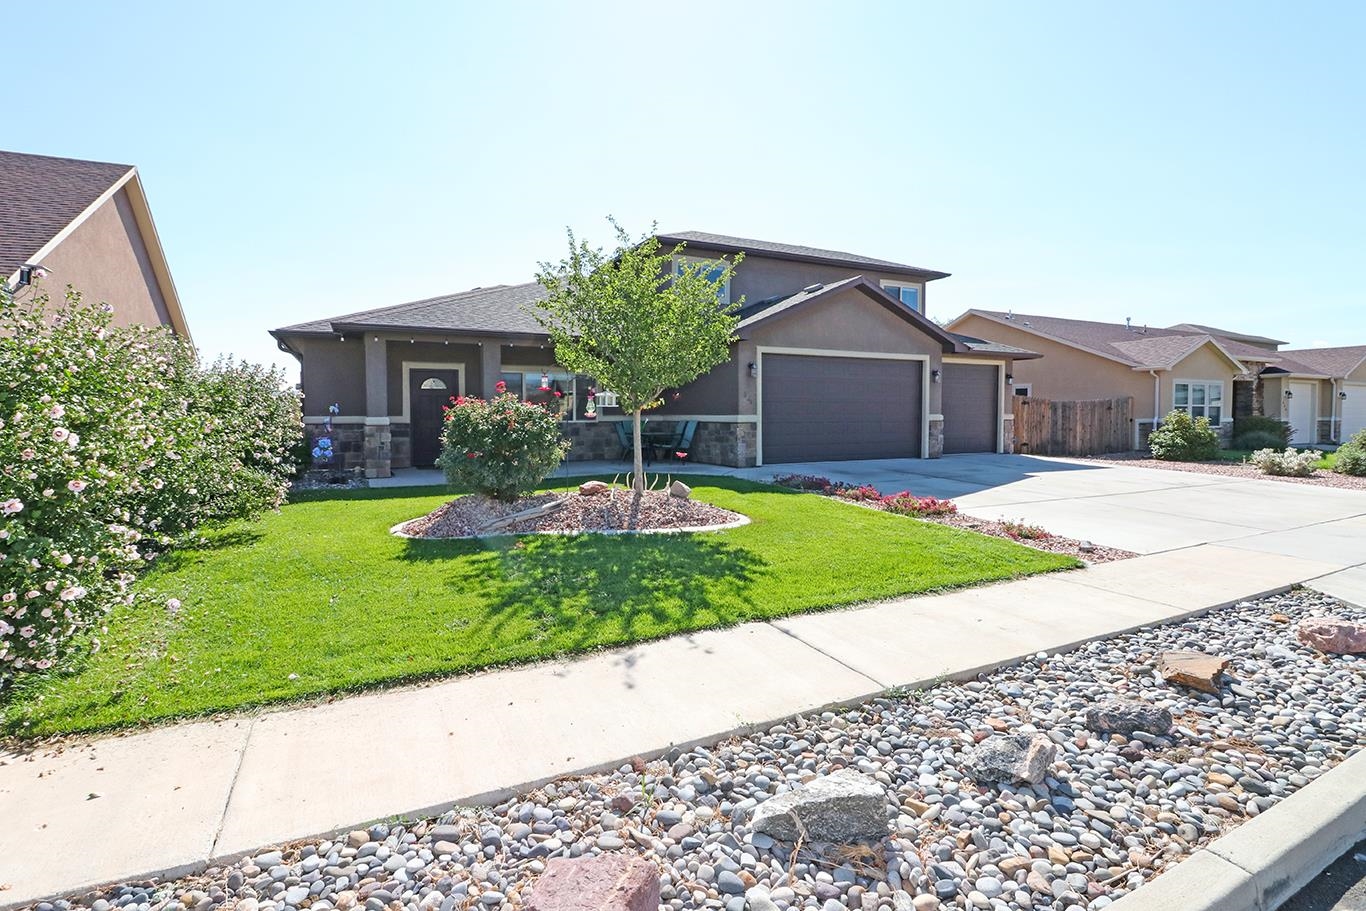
[399,361,466,423]
[754,346,932,467]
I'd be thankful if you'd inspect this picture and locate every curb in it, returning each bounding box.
[1108,747,1366,911]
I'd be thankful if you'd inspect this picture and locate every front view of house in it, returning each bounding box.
[272,231,1036,477]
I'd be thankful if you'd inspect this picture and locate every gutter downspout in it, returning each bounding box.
[1333,378,1341,443]
[1148,369,1161,450]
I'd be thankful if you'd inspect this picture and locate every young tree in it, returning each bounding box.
[535,219,741,494]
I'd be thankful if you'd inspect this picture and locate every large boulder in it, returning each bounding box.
[966,734,1057,785]
[525,854,659,911]
[578,480,610,497]
[1297,618,1366,655]
[1157,651,1229,694]
[749,769,889,843]
[1084,700,1174,736]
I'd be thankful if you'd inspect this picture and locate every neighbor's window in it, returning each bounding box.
[674,256,731,306]
[1174,381,1223,424]
[880,281,921,312]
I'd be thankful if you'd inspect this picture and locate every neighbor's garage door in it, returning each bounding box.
[941,363,999,453]
[761,355,921,463]
[1343,383,1366,440]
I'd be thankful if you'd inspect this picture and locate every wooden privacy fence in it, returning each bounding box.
[1011,396,1134,456]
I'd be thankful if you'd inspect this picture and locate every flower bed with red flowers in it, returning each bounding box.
[770,474,1133,562]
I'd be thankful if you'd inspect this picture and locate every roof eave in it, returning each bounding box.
[658,235,951,281]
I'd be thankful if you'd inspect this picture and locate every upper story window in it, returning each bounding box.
[1174,381,1224,424]
[673,256,731,306]
[880,280,921,313]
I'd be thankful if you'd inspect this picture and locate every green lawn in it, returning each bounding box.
[2,477,1076,738]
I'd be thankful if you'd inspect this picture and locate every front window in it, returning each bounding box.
[880,281,921,312]
[674,256,731,306]
[500,370,611,421]
[1174,381,1223,424]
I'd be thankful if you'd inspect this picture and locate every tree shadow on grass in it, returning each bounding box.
[399,531,767,656]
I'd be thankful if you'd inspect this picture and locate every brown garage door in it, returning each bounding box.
[942,362,998,453]
[761,355,922,463]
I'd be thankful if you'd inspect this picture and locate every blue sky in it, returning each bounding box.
[9,1,1364,375]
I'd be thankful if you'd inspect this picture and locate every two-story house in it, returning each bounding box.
[1,150,191,339]
[271,231,1037,477]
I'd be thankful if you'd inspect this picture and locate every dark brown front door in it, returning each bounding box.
[411,369,460,467]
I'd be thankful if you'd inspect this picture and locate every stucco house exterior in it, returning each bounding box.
[0,150,190,339]
[947,310,1366,447]
[272,231,1037,477]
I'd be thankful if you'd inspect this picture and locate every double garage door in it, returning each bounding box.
[761,355,922,463]
[1344,383,1366,440]
[758,355,1002,464]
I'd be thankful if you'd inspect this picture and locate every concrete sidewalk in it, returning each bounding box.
[2,543,1356,907]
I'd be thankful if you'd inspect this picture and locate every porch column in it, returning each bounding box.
[363,334,392,478]
[480,341,502,398]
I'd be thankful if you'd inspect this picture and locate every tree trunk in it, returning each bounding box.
[632,408,645,496]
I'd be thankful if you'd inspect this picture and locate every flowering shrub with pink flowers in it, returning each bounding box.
[770,475,958,517]
[436,386,570,502]
[0,287,301,683]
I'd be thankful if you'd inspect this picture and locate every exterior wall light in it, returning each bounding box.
[1005,373,1014,384]
[748,362,758,378]
[1284,389,1294,399]
[1340,391,1349,399]
[931,369,942,383]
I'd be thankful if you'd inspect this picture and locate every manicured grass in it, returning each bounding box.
[2,477,1076,737]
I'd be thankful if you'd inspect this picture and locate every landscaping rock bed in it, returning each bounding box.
[396,487,745,538]
[1084,454,1366,491]
[920,515,1135,564]
[43,588,1365,911]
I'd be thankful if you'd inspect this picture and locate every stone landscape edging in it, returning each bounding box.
[1106,745,1366,911]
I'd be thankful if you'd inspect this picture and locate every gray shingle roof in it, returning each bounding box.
[657,230,950,280]
[1273,345,1366,378]
[947,333,1041,360]
[1168,323,1288,348]
[274,283,549,337]
[0,150,133,277]
[961,310,1245,370]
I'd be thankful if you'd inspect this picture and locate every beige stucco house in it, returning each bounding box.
[272,231,1038,477]
[947,310,1366,448]
[0,149,190,339]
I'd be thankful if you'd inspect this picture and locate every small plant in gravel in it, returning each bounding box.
[1248,447,1321,477]
[1000,519,1051,540]
[1148,410,1220,461]
[437,387,570,502]
[1335,430,1366,477]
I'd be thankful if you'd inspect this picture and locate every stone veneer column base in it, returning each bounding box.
[363,422,393,479]
[928,419,944,459]
[1001,415,1016,454]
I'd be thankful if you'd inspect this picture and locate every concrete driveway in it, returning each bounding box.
[745,453,1366,565]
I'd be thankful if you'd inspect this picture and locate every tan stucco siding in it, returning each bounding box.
[1162,347,1242,423]
[296,337,366,415]
[29,188,174,332]
[739,287,945,417]
[950,315,1151,411]
[725,254,928,314]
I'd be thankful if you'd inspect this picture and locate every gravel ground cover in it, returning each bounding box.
[1084,454,1366,491]
[25,589,1363,911]
[919,516,1134,565]
[396,488,744,538]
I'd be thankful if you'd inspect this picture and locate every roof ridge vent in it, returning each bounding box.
[1126,316,1132,330]
[803,283,824,294]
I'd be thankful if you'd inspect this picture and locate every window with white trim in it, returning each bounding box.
[1174,381,1223,424]
[879,280,921,313]
[673,256,730,306]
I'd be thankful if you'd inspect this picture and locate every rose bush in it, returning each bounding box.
[437,385,570,501]
[0,286,301,683]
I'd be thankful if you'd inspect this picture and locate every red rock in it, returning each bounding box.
[1297,618,1366,655]
[1157,651,1229,694]
[578,481,610,497]
[526,855,660,911]
[610,794,634,813]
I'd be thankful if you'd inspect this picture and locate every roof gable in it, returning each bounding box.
[0,150,133,278]
[737,276,961,351]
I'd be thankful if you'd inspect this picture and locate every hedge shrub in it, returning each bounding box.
[1248,447,1320,477]
[1148,410,1220,461]
[437,386,570,501]
[1335,429,1366,477]
[1232,415,1291,451]
[0,287,301,681]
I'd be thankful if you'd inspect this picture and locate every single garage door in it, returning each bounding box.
[1343,383,1366,440]
[941,362,999,453]
[761,355,921,463]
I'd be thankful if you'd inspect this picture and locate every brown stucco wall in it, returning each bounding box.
[723,253,928,313]
[384,341,483,414]
[655,356,741,416]
[28,188,173,331]
[740,287,946,418]
[295,336,366,415]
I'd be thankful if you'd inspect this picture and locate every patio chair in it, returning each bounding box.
[615,419,653,464]
[655,420,698,463]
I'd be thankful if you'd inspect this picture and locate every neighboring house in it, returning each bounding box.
[947,310,1366,448]
[272,231,1037,477]
[946,311,1254,449]
[0,150,190,338]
